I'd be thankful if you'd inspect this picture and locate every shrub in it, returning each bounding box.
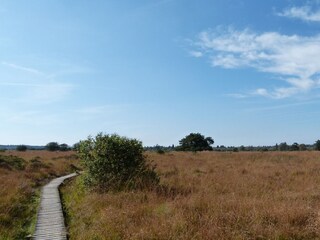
[157,149,165,154]
[0,155,26,170]
[78,133,159,191]
[16,145,27,152]
[29,157,48,170]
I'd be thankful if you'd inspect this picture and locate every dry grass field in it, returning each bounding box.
[61,151,320,240]
[0,150,79,240]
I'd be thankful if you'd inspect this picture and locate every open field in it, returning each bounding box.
[62,151,320,240]
[0,150,79,240]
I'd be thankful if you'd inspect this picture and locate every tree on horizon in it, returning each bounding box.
[315,140,320,151]
[176,133,214,152]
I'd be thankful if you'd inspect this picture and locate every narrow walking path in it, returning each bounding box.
[33,173,77,240]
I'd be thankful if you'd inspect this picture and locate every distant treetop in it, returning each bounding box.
[176,133,214,152]
[45,142,60,151]
[16,145,27,152]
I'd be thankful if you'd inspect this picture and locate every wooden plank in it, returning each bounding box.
[33,173,77,240]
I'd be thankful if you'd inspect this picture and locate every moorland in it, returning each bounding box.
[2,148,320,239]
[0,150,79,239]
[61,151,320,240]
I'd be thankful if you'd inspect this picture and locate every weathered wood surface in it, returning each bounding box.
[33,173,77,240]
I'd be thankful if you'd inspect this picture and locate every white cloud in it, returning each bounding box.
[189,51,203,58]
[253,87,299,99]
[278,6,320,22]
[194,28,320,98]
[253,88,270,97]
[226,93,248,99]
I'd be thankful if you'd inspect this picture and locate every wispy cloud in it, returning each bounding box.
[75,104,132,116]
[73,105,134,129]
[245,100,319,112]
[0,60,81,104]
[225,93,248,99]
[26,82,74,104]
[278,5,320,22]
[193,27,320,98]
[1,61,45,75]
[75,105,119,115]
[189,51,203,58]
[0,107,61,126]
[7,111,60,125]
[0,80,73,104]
[0,82,43,87]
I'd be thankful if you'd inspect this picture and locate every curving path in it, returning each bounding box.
[33,173,77,240]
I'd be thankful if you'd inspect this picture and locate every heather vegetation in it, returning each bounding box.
[61,151,320,239]
[0,150,79,239]
[3,133,320,240]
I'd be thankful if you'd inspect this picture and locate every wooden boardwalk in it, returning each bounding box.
[33,173,77,240]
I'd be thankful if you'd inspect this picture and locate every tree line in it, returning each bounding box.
[9,134,320,152]
[145,133,320,152]
[15,142,73,152]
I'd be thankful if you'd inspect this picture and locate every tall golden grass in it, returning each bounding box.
[0,150,79,239]
[62,151,320,240]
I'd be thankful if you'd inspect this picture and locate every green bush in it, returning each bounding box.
[156,149,165,154]
[16,145,28,151]
[78,133,159,191]
[29,157,49,170]
[0,155,26,170]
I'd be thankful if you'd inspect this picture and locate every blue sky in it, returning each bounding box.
[1,0,320,146]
